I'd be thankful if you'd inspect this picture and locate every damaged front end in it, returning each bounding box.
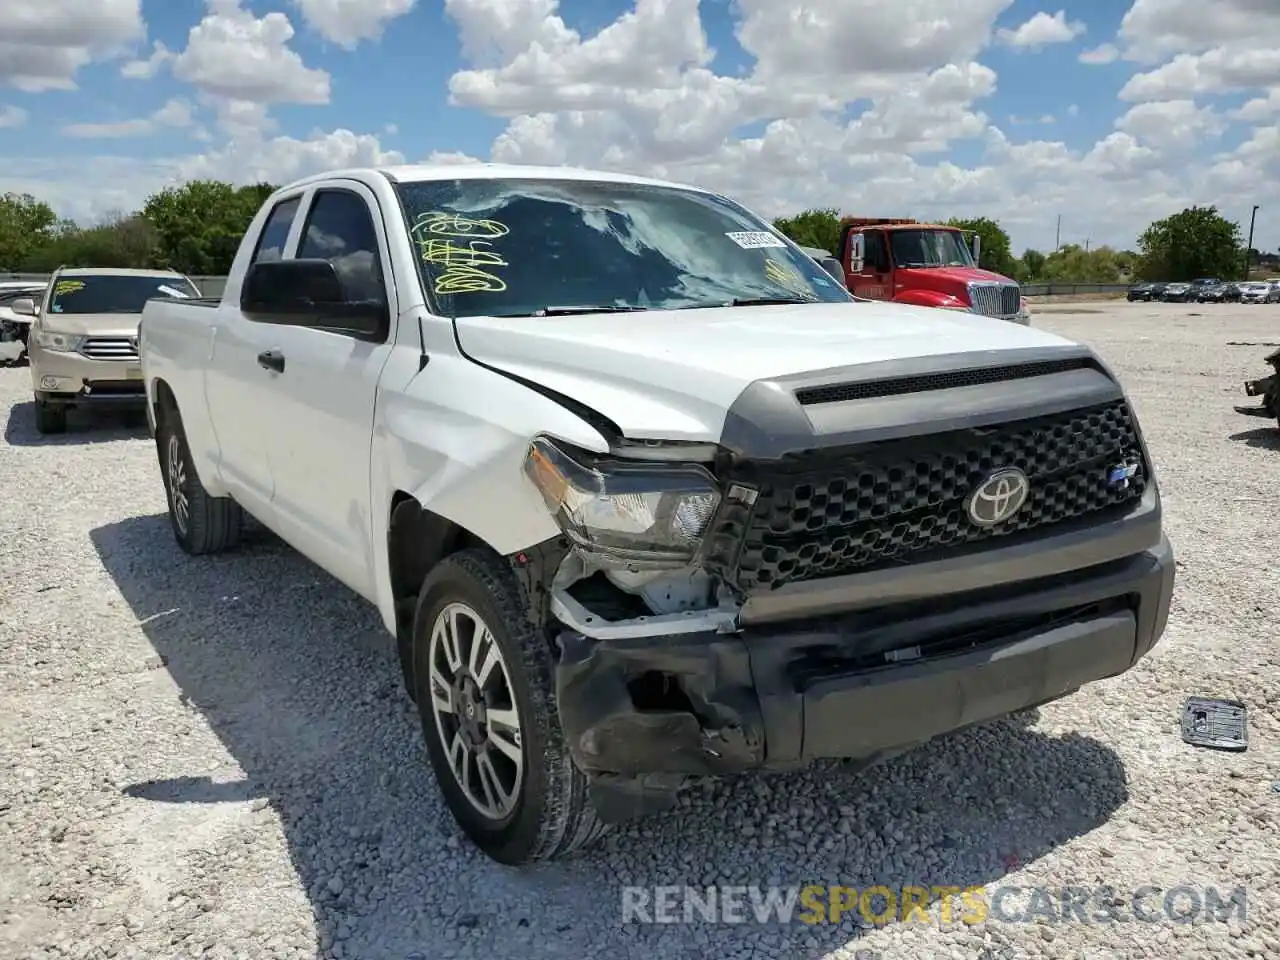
[519,435,767,820]
[1237,347,1280,426]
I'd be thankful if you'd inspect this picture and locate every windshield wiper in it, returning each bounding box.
[730,296,815,306]
[536,304,649,316]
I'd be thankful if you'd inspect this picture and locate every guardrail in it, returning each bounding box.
[0,275,1145,300]
[1020,283,1131,296]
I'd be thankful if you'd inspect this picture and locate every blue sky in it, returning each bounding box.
[0,0,1275,254]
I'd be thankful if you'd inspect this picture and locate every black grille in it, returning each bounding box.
[706,400,1147,592]
[794,357,1093,405]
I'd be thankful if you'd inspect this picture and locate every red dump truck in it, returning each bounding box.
[835,217,1030,324]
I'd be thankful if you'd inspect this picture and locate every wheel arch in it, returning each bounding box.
[386,491,489,690]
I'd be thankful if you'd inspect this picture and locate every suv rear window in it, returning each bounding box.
[48,275,198,314]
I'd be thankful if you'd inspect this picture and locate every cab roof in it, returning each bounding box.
[278,162,711,195]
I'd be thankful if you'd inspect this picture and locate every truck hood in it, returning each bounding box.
[895,265,1014,296]
[454,301,1076,442]
[39,312,142,337]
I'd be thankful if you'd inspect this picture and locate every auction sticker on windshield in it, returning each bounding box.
[725,231,787,249]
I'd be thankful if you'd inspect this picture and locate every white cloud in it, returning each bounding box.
[1232,88,1280,121]
[0,106,27,128]
[290,0,417,48]
[0,0,144,91]
[1114,99,1224,150]
[1118,0,1280,63]
[172,1,330,105]
[997,10,1086,50]
[0,128,404,224]
[121,41,172,79]
[62,99,195,139]
[1079,43,1119,65]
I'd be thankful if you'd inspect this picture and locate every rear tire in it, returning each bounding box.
[412,548,607,864]
[33,399,67,435]
[157,404,244,555]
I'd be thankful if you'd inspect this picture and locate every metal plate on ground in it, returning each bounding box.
[1181,697,1248,751]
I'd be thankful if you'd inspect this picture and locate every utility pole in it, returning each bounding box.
[1055,215,1061,251]
[1085,238,1090,253]
[1245,205,1260,280]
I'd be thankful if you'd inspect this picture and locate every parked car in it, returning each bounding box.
[1191,277,1220,290]
[14,267,200,433]
[138,162,1174,865]
[1127,282,1156,302]
[1238,281,1276,304]
[0,282,47,364]
[1161,282,1193,302]
[1196,282,1240,303]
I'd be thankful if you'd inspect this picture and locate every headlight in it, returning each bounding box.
[34,330,84,352]
[523,437,721,568]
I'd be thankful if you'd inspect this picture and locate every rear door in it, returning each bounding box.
[847,230,892,299]
[254,182,398,599]
[204,191,306,518]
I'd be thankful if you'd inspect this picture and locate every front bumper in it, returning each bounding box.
[30,347,145,405]
[556,529,1174,822]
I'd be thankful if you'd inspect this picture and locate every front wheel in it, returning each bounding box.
[33,399,67,434]
[412,548,607,864]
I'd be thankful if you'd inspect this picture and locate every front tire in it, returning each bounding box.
[157,405,244,555]
[34,399,67,434]
[412,548,607,864]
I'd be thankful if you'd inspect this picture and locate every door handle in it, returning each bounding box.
[257,349,285,373]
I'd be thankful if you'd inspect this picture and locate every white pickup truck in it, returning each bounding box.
[139,163,1174,865]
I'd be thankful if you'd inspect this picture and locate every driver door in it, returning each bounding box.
[847,230,892,299]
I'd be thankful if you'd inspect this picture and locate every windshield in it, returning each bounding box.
[889,228,974,268]
[392,178,852,318]
[47,275,197,314]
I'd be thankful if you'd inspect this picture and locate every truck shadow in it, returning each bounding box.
[1228,426,1280,451]
[4,400,150,446]
[91,514,1129,960]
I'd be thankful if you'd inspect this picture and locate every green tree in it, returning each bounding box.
[772,208,842,253]
[1136,206,1243,281]
[1018,249,1046,282]
[0,192,58,270]
[143,180,278,275]
[944,217,1018,278]
[21,212,160,271]
[1041,244,1123,282]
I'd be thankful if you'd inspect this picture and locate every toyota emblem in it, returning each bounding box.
[965,468,1030,527]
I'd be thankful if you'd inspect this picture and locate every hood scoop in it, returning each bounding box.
[794,356,1095,405]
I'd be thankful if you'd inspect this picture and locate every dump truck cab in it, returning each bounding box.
[837,217,1030,324]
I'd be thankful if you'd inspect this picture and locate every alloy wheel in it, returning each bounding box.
[427,602,524,821]
[166,432,189,534]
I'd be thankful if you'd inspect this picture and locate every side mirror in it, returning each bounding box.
[820,256,847,289]
[241,258,387,339]
[11,298,36,317]
[849,234,864,273]
[970,235,982,265]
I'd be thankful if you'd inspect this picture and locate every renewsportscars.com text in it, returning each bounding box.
[620,884,1247,926]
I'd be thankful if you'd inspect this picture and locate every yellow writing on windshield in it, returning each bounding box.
[420,238,508,294]
[764,258,816,298]
[53,280,84,296]
[411,211,509,240]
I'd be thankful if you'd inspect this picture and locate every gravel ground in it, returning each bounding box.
[0,301,1277,960]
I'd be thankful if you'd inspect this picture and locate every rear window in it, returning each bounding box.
[48,275,198,315]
